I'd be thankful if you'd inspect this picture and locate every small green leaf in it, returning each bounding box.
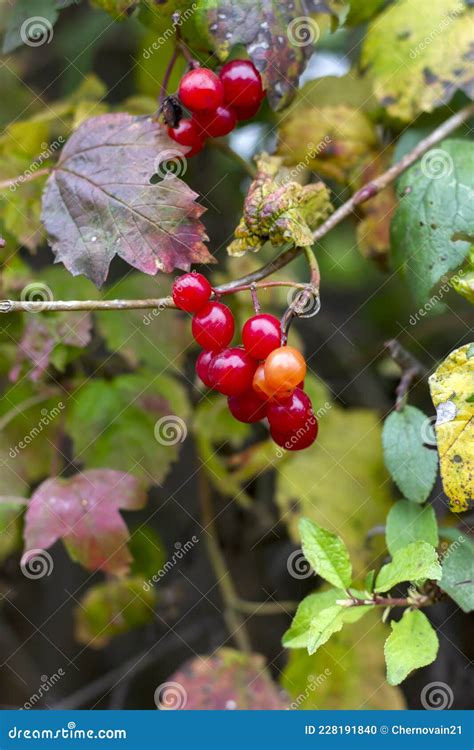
[384,609,439,686]
[282,589,342,649]
[299,518,352,590]
[386,501,438,556]
[375,541,442,593]
[308,603,371,655]
[439,536,474,613]
[74,577,157,648]
[382,406,438,503]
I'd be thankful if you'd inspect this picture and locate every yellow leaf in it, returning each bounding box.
[429,344,474,512]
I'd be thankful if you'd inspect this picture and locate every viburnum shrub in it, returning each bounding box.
[0,0,473,711]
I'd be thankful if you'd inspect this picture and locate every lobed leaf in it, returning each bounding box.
[41,113,212,287]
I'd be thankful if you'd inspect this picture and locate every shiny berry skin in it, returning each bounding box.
[252,364,293,400]
[233,98,263,121]
[264,346,307,392]
[196,350,216,388]
[242,313,281,360]
[172,272,212,312]
[228,391,267,423]
[179,68,224,112]
[267,388,313,433]
[193,106,237,137]
[167,119,204,157]
[271,416,319,451]
[192,302,235,351]
[220,60,263,107]
[209,348,257,396]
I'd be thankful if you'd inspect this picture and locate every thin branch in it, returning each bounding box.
[2,103,472,315]
[385,338,428,410]
[0,168,51,191]
[233,599,298,615]
[312,101,474,243]
[198,471,252,653]
[336,593,432,608]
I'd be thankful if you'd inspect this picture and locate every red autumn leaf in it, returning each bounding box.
[23,470,146,575]
[158,649,289,710]
[41,113,213,287]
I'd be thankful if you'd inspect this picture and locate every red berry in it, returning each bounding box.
[196,350,216,388]
[242,314,281,360]
[179,68,224,112]
[220,60,263,108]
[233,99,262,121]
[228,391,267,423]
[208,348,257,396]
[264,346,307,392]
[193,106,237,137]
[192,302,235,351]
[167,119,204,157]
[267,388,313,433]
[271,416,319,451]
[172,272,212,312]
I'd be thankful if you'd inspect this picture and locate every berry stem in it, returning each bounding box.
[159,46,179,107]
[250,284,261,313]
[384,338,428,411]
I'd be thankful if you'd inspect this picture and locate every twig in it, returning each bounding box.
[233,599,298,615]
[385,338,428,410]
[2,103,472,315]
[159,46,179,107]
[311,101,474,243]
[0,168,50,191]
[198,471,252,653]
[336,593,432,608]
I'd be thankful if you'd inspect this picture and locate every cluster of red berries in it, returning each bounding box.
[167,60,265,157]
[172,273,319,451]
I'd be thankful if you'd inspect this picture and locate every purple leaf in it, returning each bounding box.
[23,470,146,575]
[41,113,213,287]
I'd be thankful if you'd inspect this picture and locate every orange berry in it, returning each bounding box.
[264,346,306,392]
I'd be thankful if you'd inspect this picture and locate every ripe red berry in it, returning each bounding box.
[179,68,224,112]
[267,388,313,433]
[167,118,204,157]
[208,348,257,396]
[192,301,235,351]
[172,272,212,312]
[242,314,281,360]
[264,346,307,392]
[193,106,237,137]
[233,99,262,121]
[220,60,263,108]
[228,391,267,423]
[271,416,319,451]
[196,350,216,388]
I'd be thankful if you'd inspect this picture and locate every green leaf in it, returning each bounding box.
[282,589,342,649]
[299,518,352,590]
[282,610,405,709]
[439,536,474,612]
[308,603,371,655]
[391,140,474,303]
[384,609,439,686]
[386,501,438,556]
[74,577,156,648]
[428,344,474,512]
[375,541,442,593]
[362,0,474,121]
[195,0,348,110]
[66,372,190,484]
[382,406,438,503]
[2,0,57,54]
[129,525,167,583]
